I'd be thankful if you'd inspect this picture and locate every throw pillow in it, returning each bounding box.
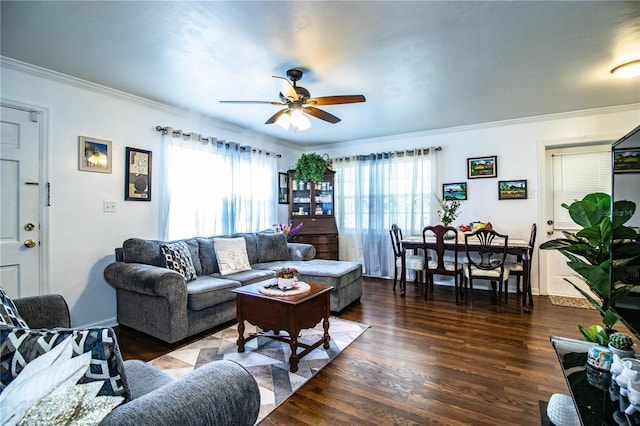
[0,288,29,329]
[257,232,291,263]
[0,326,130,400]
[213,237,252,276]
[161,241,197,281]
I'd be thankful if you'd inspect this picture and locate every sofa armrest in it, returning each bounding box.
[103,262,187,300]
[14,294,71,329]
[288,243,316,261]
[100,360,260,426]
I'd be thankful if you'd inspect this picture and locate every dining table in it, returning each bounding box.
[400,234,533,312]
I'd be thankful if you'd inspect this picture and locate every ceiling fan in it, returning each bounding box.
[220,68,366,131]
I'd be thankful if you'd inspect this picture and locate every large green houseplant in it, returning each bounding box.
[540,192,639,344]
[294,153,328,184]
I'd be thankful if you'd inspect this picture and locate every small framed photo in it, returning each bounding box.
[467,155,497,179]
[78,136,112,173]
[443,182,467,200]
[614,148,640,173]
[278,172,289,204]
[498,179,527,200]
[125,147,152,201]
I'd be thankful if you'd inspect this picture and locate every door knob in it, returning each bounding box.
[24,223,35,231]
[547,230,554,236]
[24,239,36,248]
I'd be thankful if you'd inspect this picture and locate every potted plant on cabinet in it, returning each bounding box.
[608,332,635,358]
[540,192,639,345]
[294,153,328,184]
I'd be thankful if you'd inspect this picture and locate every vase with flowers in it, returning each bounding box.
[273,221,303,242]
[275,267,299,289]
[435,196,462,238]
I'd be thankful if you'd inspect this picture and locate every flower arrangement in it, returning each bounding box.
[273,221,303,241]
[275,267,299,279]
[435,196,462,226]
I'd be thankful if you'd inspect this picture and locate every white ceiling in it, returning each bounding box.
[2,1,639,146]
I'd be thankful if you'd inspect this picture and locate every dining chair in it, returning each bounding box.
[463,228,510,312]
[422,225,464,304]
[506,223,537,306]
[389,224,426,291]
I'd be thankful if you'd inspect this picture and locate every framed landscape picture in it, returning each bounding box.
[498,179,527,200]
[467,155,497,179]
[443,182,467,200]
[613,148,640,173]
[78,136,112,173]
[125,147,152,201]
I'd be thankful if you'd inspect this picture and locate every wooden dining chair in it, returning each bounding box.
[389,224,426,291]
[422,225,464,304]
[463,228,510,312]
[506,223,537,306]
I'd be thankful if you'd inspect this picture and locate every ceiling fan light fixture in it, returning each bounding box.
[290,109,311,131]
[611,60,640,78]
[275,112,291,130]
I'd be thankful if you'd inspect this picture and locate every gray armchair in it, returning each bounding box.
[13,294,261,426]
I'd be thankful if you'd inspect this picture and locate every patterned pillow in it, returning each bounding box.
[213,237,252,276]
[0,326,130,400]
[161,242,197,281]
[0,288,28,328]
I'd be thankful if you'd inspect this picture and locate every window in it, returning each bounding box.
[161,135,278,240]
[550,144,611,230]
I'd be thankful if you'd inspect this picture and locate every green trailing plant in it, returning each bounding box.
[540,192,639,345]
[609,332,634,351]
[294,153,327,184]
[435,196,461,227]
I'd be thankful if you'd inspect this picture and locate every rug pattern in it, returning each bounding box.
[149,318,368,423]
[548,295,594,309]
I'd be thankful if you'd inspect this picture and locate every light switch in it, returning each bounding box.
[103,201,117,212]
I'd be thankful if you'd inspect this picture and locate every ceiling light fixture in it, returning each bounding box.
[610,60,640,78]
[275,107,312,132]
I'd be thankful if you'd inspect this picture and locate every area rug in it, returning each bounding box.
[148,317,369,423]
[548,295,594,309]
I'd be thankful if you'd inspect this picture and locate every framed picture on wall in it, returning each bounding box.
[278,172,289,204]
[613,148,640,173]
[498,179,527,200]
[78,136,112,173]
[125,147,152,201]
[443,182,467,200]
[467,155,497,179]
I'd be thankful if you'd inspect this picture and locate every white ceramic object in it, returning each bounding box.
[615,358,640,396]
[546,394,580,426]
[626,376,640,415]
[277,277,296,290]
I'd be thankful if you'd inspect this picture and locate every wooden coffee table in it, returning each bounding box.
[232,281,333,373]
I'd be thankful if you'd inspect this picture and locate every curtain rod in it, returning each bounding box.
[331,146,442,162]
[155,125,281,158]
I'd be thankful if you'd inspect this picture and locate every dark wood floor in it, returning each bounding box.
[117,277,612,425]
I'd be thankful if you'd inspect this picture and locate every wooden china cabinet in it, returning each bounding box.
[287,170,338,260]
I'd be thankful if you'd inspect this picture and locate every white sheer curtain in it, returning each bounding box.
[159,128,277,240]
[332,148,437,278]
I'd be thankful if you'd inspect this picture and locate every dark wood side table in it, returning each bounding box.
[232,282,333,373]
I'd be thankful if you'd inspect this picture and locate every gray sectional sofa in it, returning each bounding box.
[104,232,362,344]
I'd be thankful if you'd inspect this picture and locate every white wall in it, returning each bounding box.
[2,59,638,326]
[1,60,302,327]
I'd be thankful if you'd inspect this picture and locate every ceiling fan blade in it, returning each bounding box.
[306,95,366,106]
[273,76,298,101]
[265,108,289,124]
[220,100,285,105]
[303,106,341,124]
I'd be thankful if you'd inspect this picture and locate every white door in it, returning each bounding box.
[0,105,42,297]
[540,142,612,297]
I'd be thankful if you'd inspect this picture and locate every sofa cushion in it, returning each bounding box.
[254,260,362,290]
[181,238,203,276]
[196,237,219,275]
[0,326,130,400]
[122,238,164,267]
[232,233,259,265]
[213,237,252,276]
[0,288,29,328]
[186,277,241,311]
[161,242,197,281]
[256,232,290,263]
[211,268,275,286]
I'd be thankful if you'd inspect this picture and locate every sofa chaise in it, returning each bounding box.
[104,231,362,344]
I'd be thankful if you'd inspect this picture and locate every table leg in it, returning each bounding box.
[522,256,532,313]
[401,250,407,297]
[289,335,299,373]
[322,316,330,349]
[237,320,246,352]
